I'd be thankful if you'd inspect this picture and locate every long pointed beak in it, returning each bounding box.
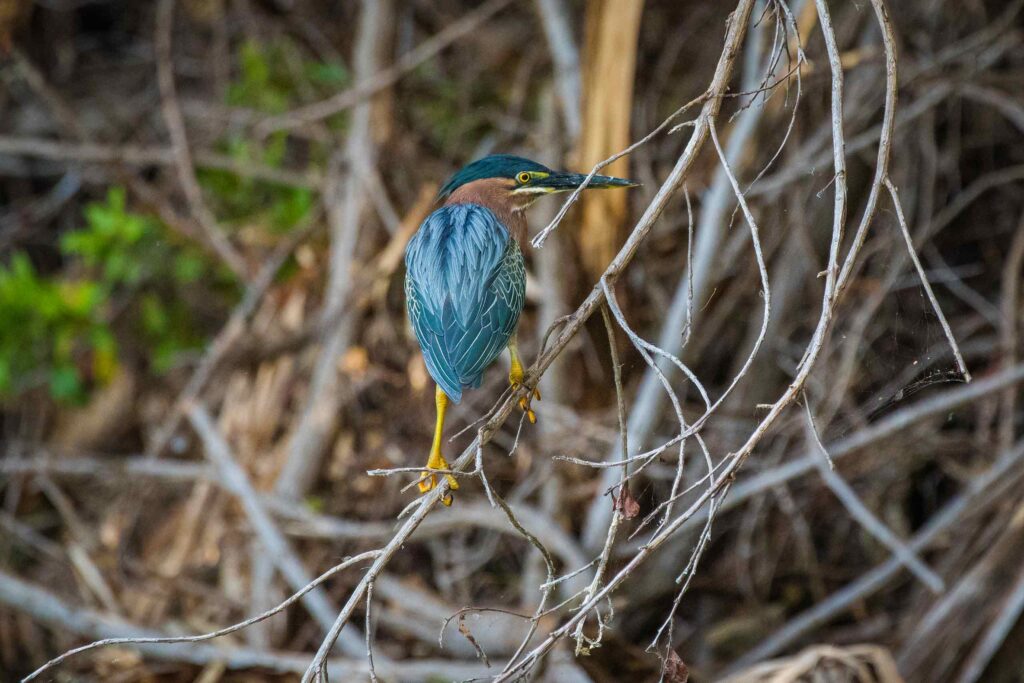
[536,171,637,192]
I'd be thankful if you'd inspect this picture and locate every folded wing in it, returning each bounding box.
[405,204,525,403]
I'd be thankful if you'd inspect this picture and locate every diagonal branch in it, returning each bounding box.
[155,0,248,281]
[884,177,972,381]
[184,403,361,653]
[803,398,945,592]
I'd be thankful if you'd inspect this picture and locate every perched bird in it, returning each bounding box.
[404,154,634,504]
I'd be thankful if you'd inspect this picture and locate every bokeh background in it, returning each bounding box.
[1,0,1023,681]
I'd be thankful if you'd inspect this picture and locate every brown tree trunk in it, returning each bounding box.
[577,0,644,281]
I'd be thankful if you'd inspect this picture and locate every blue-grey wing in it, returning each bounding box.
[405,204,525,403]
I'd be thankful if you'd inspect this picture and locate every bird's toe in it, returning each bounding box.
[418,472,437,493]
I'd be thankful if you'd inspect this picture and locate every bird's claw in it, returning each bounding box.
[418,457,459,506]
[512,383,541,423]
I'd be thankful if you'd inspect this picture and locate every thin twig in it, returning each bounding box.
[0,134,322,188]
[883,177,972,381]
[569,305,629,656]
[184,403,361,650]
[21,552,380,682]
[366,580,378,683]
[955,561,1024,683]
[147,213,322,457]
[803,397,945,592]
[731,440,1024,671]
[155,0,248,281]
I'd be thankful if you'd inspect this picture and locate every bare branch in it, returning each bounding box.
[803,398,945,593]
[883,177,972,381]
[21,552,379,682]
[155,0,248,280]
[184,403,359,649]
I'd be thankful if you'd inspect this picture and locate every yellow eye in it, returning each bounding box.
[517,171,531,184]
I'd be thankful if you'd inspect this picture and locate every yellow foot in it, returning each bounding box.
[511,381,541,424]
[417,454,459,506]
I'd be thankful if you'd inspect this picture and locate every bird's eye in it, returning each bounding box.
[516,172,531,184]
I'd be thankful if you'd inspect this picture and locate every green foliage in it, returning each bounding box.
[137,293,207,374]
[200,38,348,234]
[197,134,315,233]
[304,60,349,88]
[0,188,237,403]
[0,38,352,403]
[227,39,349,115]
[228,41,292,114]
[62,187,151,286]
[0,253,106,401]
[407,61,499,154]
[66,188,237,373]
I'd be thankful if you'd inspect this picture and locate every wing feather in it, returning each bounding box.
[405,204,526,403]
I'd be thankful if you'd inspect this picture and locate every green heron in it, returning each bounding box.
[405,154,634,504]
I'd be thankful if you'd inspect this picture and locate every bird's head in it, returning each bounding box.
[438,154,635,211]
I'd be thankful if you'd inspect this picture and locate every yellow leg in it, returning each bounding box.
[418,385,459,505]
[507,337,541,423]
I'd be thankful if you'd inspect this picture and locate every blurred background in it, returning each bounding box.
[1,0,1023,681]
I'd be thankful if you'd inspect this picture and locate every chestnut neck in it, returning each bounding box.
[444,178,527,245]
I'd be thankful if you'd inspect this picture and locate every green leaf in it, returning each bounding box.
[90,328,119,383]
[0,358,10,394]
[305,60,349,86]
[107,186,127,212]
[173,252,205,284]
[140,294,169,335]
[271,188,313,231]
[49,365,83,402]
